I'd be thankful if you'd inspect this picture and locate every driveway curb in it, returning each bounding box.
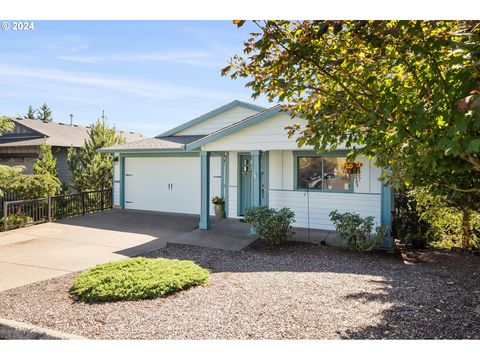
[0,317,86,340]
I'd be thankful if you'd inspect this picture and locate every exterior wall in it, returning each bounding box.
[225,149,383,230]
[202,113,315,151]
[0,157,36,173]
[53,147,72,184]
[268,191,381,230]
[175,106,259,136]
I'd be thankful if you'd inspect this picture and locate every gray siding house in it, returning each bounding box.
[0,118,144,184]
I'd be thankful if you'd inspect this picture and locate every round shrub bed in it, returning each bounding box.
[70,257,209,303]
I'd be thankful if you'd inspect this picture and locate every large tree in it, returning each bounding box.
[224,20,480,248]
[67,117,124,191]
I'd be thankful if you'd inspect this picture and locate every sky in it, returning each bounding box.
[0,21,271,136]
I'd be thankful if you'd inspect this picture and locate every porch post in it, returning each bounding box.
[120,156,125,209]
[250,150,261,207]
[381,180,393,249]
[224,152,229,217]
[199,151,211,230]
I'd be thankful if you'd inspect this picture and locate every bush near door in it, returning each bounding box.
[329,210,387,251]
[244,206,295,248]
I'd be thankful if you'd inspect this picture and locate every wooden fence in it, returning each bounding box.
[1,190,112,231]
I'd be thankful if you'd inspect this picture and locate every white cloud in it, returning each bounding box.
[57,50,224,67]
[0,63,231,101]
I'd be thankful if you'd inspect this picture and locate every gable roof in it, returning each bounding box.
[98,135,205,153]
[158,100,266,137]
[185,105,284,151]
[97,103,285,154]
[1,118,144,148]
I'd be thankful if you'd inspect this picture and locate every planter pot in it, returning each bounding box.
[214,204,225,218]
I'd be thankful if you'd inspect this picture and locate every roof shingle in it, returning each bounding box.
[100,135,205,151]
[1,118,144,148]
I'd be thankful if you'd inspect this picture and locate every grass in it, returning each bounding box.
[70,257,209,303]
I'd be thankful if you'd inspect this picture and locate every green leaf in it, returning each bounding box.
[467,139,480,153]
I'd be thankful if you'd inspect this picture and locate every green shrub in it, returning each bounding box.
[329,210,387,251]
[244,206,295,247]
[414,188,480,249]
[392,188,431,248]
[70,257,209,303]
[0,214,34,231]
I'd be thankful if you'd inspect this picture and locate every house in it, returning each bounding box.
[0,118,144,184]
[100,100,393,248]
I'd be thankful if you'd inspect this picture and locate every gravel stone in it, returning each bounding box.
[0,242,479,339]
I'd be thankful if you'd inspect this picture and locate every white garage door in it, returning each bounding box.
[124,156,222,215]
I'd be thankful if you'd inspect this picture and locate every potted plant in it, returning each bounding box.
[211,196,225,218]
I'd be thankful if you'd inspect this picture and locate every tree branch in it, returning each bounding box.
[461,154,480,172]
[253,20,371,114]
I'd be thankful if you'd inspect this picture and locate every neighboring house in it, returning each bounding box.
[0,118,144,184]
[101,100,393,248]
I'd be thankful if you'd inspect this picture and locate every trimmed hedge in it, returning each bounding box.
[70,257,209,303]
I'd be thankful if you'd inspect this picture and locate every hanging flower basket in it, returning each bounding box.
[343,161,363,187]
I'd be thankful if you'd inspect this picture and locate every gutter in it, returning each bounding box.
[97,145,188,154]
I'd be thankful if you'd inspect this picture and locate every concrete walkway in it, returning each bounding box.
[0,209,255,292]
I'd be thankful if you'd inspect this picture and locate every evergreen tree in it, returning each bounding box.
[67,117,125,191]
[0,164,23,197]
[0,163,60,198]
[25,105,36,119]
[33,143,58,178]
[36,103,53,122]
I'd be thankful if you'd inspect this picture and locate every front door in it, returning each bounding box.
[239,155,252,216]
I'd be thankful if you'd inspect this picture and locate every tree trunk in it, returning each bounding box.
[461,209,471,249]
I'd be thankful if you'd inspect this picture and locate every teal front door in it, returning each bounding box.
[239,155,252,216]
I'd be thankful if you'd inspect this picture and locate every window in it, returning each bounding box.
[297,156,352,191]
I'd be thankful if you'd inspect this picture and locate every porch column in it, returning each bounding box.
[381,180,393,249]
[120,156,125,209]
[221,152,229,217]
[250,150,261,207]
[199,151,211,230]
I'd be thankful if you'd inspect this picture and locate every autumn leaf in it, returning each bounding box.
[233,20,246,28]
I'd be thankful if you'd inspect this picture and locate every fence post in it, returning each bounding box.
[47,196,52,222]
[101,190,104,211]
[3,202,7,230]
[82,192,86,215]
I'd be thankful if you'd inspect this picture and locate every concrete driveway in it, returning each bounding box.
[0,209,254,292]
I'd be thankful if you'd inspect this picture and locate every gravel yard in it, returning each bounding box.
[0,242,479,339]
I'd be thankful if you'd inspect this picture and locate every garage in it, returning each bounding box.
[123,156,222,215]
